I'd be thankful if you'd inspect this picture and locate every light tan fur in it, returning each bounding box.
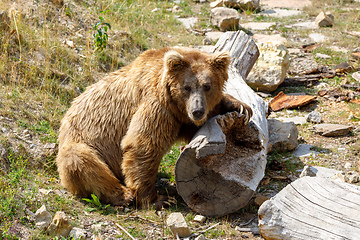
[56,47,252,207]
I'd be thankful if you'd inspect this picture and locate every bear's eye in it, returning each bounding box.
[184,86,191,92]
[203,84,211,91]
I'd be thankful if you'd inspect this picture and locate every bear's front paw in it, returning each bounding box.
[237,102,253,125]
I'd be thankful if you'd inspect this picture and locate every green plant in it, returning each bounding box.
[92,11,112,52]
[82,193,110,211]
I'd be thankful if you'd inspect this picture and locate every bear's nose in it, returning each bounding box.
[192,109,205,119]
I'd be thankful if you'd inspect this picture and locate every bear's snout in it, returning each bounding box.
[192,108,205,120]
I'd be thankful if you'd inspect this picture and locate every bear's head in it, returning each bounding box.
[163,49,230,126]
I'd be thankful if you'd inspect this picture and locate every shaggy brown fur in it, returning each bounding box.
[56,47,252,207]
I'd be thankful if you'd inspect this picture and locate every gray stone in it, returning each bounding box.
[69,227,87,240]
[300,165,344,181]
[315,11,334,27]
[309,33,326,43]
[299,165,316,177]
[313,124,352,137]
[235,226,260,235]
[34,205,52,231]
[167,212,191,238]
[242,22,275,30]
[246,42,290,92]
[260,8,302,18]
[268,119,298,153]
[210,7,240,31]
[291,144,319,158]
[276,117,307,125]
[306,111,322,123]
[47,211,72,237]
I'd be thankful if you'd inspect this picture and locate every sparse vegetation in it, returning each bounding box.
[0,0,360,238]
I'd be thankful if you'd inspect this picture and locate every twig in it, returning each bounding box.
[197,222,221,234]
[114,222,136,240]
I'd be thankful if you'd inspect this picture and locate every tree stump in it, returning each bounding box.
[258,176,360,240]
[175,31,268,217]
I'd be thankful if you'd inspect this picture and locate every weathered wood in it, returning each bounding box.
[258,176,360,240]
[175,31,268,217]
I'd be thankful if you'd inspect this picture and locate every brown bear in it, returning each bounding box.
[56,47,252,207]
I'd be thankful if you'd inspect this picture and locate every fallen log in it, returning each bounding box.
[175,31,268,217]
[258,176,360,240]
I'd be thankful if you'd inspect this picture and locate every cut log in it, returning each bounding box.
[258,176,360,240]
[175,31,268,217]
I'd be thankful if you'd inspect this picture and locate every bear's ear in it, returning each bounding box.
[208,51,230,71]
[164,50,189,71]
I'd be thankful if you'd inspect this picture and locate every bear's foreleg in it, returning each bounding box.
[56,142,133,205]
[121,102,178,208]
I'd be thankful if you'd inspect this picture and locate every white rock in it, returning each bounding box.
[306,111,322,123]
[193,215,206,223]
[69,227,87,239]
[344,162,352,169]
[289,21,318,29]
[252,34,287,44]
[268,119,299,153]
[47,211,73,237]
[65,40,74,48]
[315,11,334,27]
[260,8,302,18]
[34,205,52,231]
[210,0,224,8]
[166,212,191,238]
[276,116,307,125]
[300,165,344,182]
[352,72,360,82]
[177,17,198,29]
[242,22,275,30]
[309,33,326,43]
[210,7,240,31]
[246,42,290,92]
[316,53,331,59]
[291,144,319,158]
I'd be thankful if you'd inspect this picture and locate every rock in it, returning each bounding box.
[246,42,290,92]
[316,53,331,59]
[315,11,334,27]
[69,227,87,239]
[204,31,223,42]
[34,205,52,231]
[335,62,353,73]
[299,165,316,177]
[276,116,307,125]
[166,212,191,238]
[252,34,287,44]
[345,171,360,183]
[177,17,198,29]
[289,21,318,29]
[242,22,275,31]
[0,10,11,31]
[47,211,73,237]
[193,215,206,223]
[210,0,224,8]
[291,144,319,158]
[260,8,302,18]
[0,144,9,173]
[312,124,352,137]
[261,0,311,9]
[235,226,260,235]
[300,165,344,181]
[351,52,360,60]
[91,223,103,233]
[352,72,360,82]
[210,7,240,31]
[309,33,326,42]
[223,0,260,10]
[268,119,298,153]
[306,111,322,123]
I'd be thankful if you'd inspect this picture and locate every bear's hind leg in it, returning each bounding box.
[56,142,133,206]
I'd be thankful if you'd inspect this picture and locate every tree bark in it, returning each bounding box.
[258,176,360,240]
[175,31,268,217]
